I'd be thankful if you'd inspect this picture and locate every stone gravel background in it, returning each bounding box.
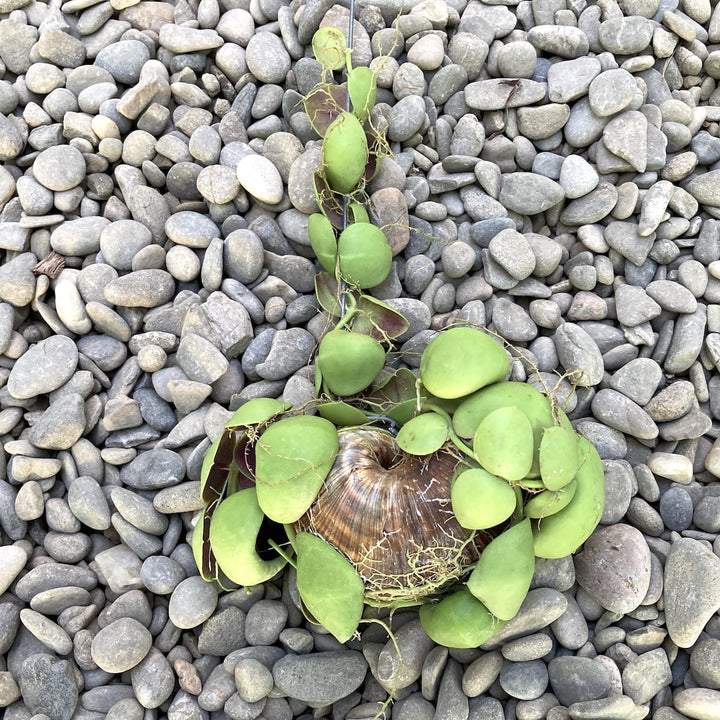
[1,0,720,718]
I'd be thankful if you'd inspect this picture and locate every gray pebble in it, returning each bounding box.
[664,537,720,648]
[575,524,652,614]
[272,651,367,707]
[591,389,658,440]
[105,270,176,308]
[91,617,152,673]
[547,656,611,706]
[18,653,78,720]
[140,555,186,596]
[119,449,185,490]
[7,335,78,400]
[188,608,241,660]
[499,660,549,701]
[622,648,672,704]
[131,646,175,709]
[245,599,288,646]
[234,658,274,703]
[168,576,218,629]
[33,145,86,192]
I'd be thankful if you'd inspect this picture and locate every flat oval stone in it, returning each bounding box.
[165,211,220,249]
[664,538,720,648]
[575,524,652,614]
[272,651,368,707]
[17,654,78,720]
[91,617,152,673]
[7,335,78,400]
[33,145,86,191]
[237,153,283,205]
[168,576,218,629]
[591,388,658,440]
[104,270,175,308]
[499,173,564,215]
[119,449,185,490]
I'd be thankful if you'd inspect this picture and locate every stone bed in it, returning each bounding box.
[1,0,720,718]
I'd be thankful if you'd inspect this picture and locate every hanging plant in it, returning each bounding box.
[192,27,605,649]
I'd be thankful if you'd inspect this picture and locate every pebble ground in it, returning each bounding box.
[1,0,720,719]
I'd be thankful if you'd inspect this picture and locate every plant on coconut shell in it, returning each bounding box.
[192,27,605,649]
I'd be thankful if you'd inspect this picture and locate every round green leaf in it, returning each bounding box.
[348,201,369,225]
[226,398,290,428]
[539,425,580,490]
[322,111,368,194]
[208,488,287,586]
[317,329,386,397]
[396,412,449,456]
[348,65,376,123]
[311,27,347,70]
[308,212,337,274]
[255,416,339,523]
[467,518,535,621]
[419,588,505,648]
[295,531,365,643]
[533,436,605,559]
[337,222,392,289]
[451,467,516,529]
[523,479,577,519]
[317,400,372,426]
[473,406,534,482]
[420,327,509,400]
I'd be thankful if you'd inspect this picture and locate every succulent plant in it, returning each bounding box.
[192,27,606,649]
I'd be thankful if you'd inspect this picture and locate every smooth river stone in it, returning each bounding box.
[664,538,720,648]
[7,335,78,400]
[104,270,175,307]
[32,145,86,191]
[575,524,651,614]
[498,173,564,215]
[236,154,283,204]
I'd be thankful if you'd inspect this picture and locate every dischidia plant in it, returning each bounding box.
[193,25,605,649]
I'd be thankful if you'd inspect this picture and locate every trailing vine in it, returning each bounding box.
[192,24,605,651]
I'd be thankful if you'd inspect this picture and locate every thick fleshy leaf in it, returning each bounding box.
[348,66,376,123]
[347,201,369,225]
[532,437,605,559]
[314,271,343,318]
[317,330,386,397]
[255,416,339,523]
[419,588,505,648]
[200,429,232,503]
[352,295,410,342]
[337,222,392,289]
[317,400,372,426]
[539,425,580,490]
[523,479,577,519]
[226,398,290,428]
[308,212,337,274]
[364,132,383,182]
[311,27,347,71]
[295,531,365,643]
[304,83,348,136]
[420,327,509,400]
[192,511,217,581]
[386,398,422,426]
[467,519,535,621]
[473,406,534,482]
[396,412,448,455]
[209,488,287,585]
[453,382,557,478]
[451,467,516,529]
[322,112,369,195]
[366,367,419,407]
[313,170,345,228]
